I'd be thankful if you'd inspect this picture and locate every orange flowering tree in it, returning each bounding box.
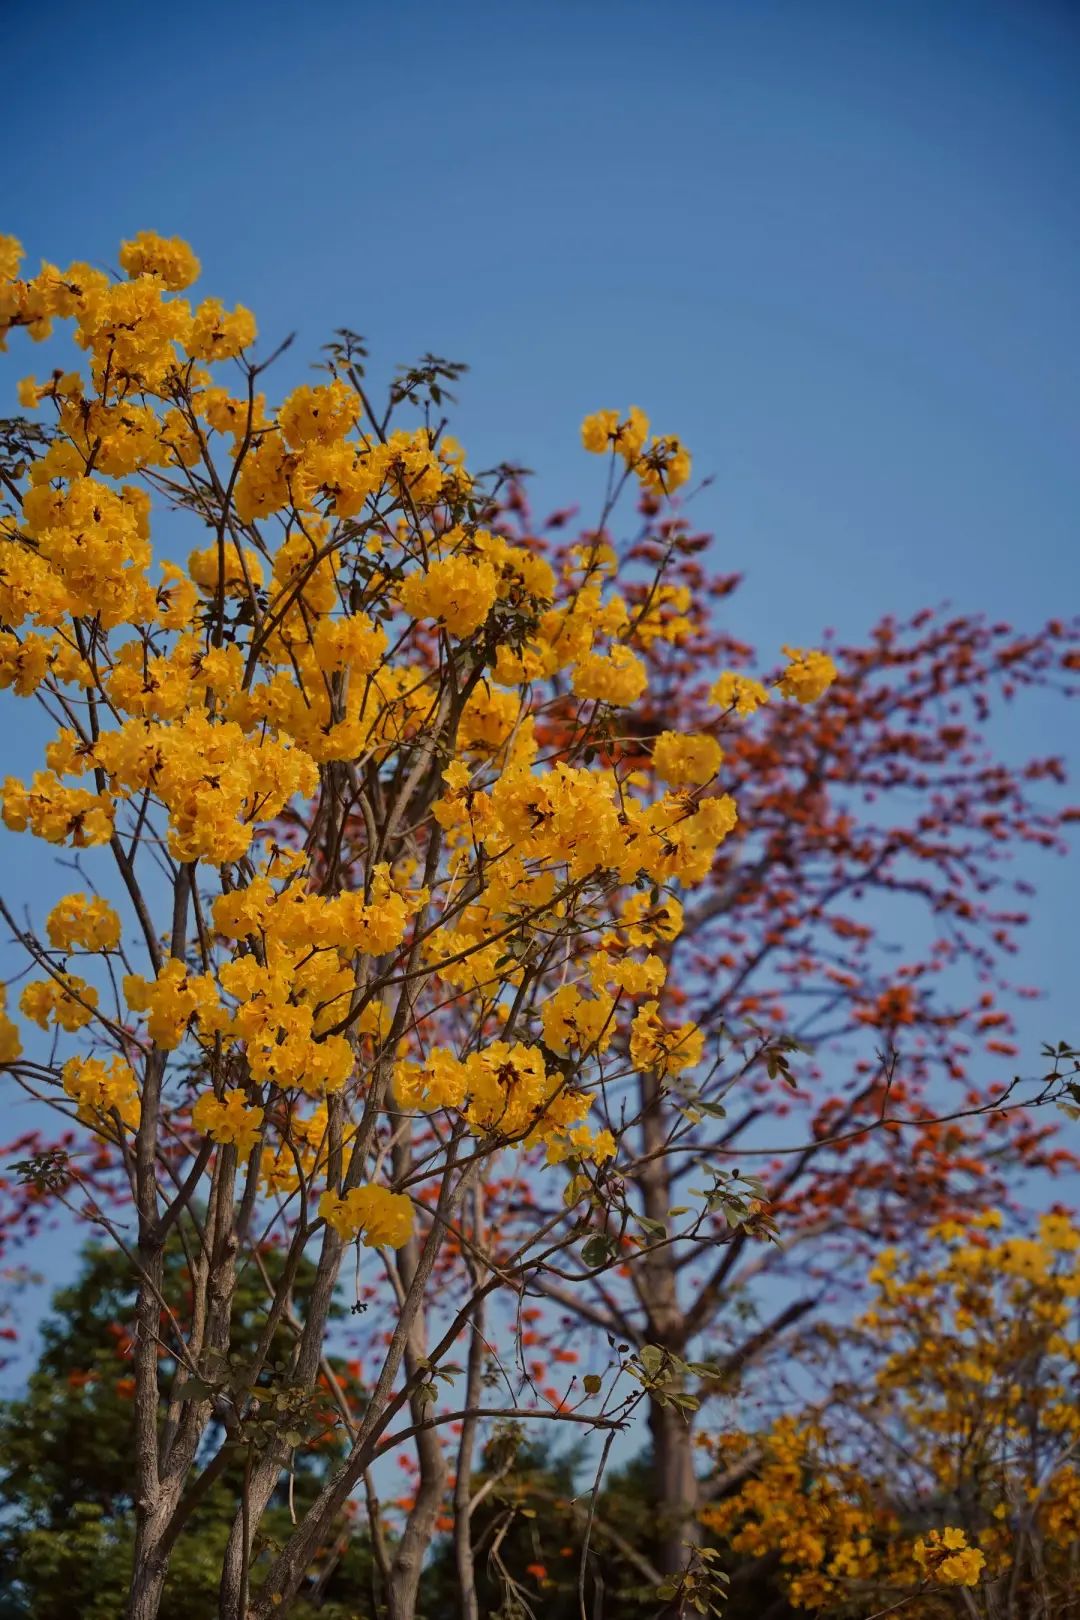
[703,1204,1080,1616]
[0,230,1075,1620]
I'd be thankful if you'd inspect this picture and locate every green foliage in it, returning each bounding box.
[0,1238,375,1619]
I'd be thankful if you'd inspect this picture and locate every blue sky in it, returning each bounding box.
[5,0,1078,631]
[1,0,1078,1354]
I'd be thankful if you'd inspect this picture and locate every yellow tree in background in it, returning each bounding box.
[706,1211,1080,1617]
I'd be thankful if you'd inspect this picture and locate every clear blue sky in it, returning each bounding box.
[1,0,1078,1353]
[5,0,1078,641]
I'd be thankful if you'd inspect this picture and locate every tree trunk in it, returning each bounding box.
[648,1394,700,1577]
[636,1061,699,1580]
[387,1129,448,1620]
[127,1495,171,1620]
[127,1086,170,1619]
[454,1185,487,1620]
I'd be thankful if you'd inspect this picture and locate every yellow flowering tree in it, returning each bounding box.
[0,232,847,1620]
[703,1210,1080,1616]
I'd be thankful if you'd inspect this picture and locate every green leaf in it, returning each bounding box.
[176,1377,214,1402]
[667,1392,700,1412]
[581,1234,614,1268]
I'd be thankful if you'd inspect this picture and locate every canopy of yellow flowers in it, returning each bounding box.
[0,230,836,1247]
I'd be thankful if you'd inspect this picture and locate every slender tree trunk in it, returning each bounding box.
[217,1219,345,1619]
[647,1395,700,1576]
[636,1063,699,1578]
[387,1128,448,1620]
[454,1185,487,1620]
[127,1427,171,1620]
[127,875,193,1620]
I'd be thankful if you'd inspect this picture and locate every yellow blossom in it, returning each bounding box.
[778,645,837,704]
[651,730,722,786]
[62,1054,139,1130]
[635,434,691,493]
[318,1184,413,1247]
[0,985,23,1065]
[580,406,650,463]
[46,893,121,953]
[184,297,256,361]
[118,232,201,290]
[20,974,98,1032]
[913,1528,986,1587]
[192,1087,264,1157]
[0,234,23,282]
[709,671,770,715]
[571,643,648,706]
[629,1000,704,1077]
[399,553,498,639]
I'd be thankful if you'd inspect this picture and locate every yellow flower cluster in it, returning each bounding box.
[571,643,649,707]
[708,671,771,715]
[651,731,723,787]
[540,984,616,1056]
[20,974,98,1032]
[62,1055,140,1131]
[702,1419,890,1611]
[778,645,838,705]
[40,707,319,865]
[399,552,498,639]
[123,961,222,1051]
[191,1088,265,1157]
[46,893,121,953]
[2,772,114,846]
[629,1000,705,1077]
[394,1040,615,1164]
[0,986,22,1065]
[437,759,737,891]
[318,1184,413,1247]
[580,405,650,461]
[913,1527,985,1587]
[581,407,692,494]
[117,230,201,290]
